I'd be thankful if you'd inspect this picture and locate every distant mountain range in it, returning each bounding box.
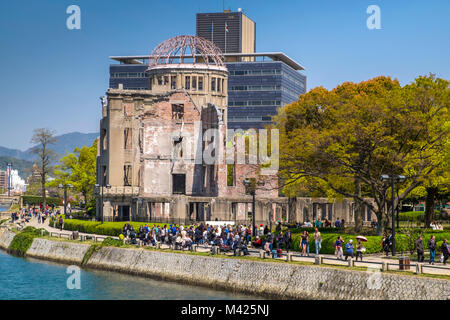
[0,132,99,176]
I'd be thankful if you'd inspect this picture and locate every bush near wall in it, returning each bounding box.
[8,226,49,256]
[22,196,62,207]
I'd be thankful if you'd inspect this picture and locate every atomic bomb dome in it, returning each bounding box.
[148,35,226,71]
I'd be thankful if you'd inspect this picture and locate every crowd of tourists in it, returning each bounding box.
[293,217,346,229]
[120,222,254,256]
[414,235,449,265]
[10,203,66,231]
[13,204,59,224]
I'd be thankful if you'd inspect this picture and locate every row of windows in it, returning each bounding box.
[281,86,301,98]
[229,85,281,91]
[228,100,282,107]
[111,72,147,78]
[282,72,306,89]
[229,69,306,90]
[153,75,225,93]
[228,69,282,76]
[228,116,273,122]
[122,87,147,90]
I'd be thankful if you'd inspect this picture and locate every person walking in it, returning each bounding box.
[382,235,390,256]
[300,231,309,257]
[284,229,291,252]
[441,239,449,265]
[314,228,322,255]
[334,236,344,260]
[387,232,393,255]
[355,239,365,261]
[428,235,436,265]
[344,239,354,260]
[415,235,425,262]
[58,215,64,231]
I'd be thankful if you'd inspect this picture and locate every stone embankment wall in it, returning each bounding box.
[0,228,15,250]
[86,247,448,300]
[0,228,448,300]
[26,238,91,265]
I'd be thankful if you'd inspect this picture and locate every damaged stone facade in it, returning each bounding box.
[96,57,286,224]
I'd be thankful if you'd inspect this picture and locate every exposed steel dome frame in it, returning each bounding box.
[148,35,225,69]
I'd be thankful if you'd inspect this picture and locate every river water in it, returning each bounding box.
[0,250,257,300]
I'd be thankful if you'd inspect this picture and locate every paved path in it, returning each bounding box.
[8,216,450,276]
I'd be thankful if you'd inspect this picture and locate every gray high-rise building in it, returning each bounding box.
[196,10,306,129]
[196,10,256,54]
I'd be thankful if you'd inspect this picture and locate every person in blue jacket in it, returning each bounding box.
[344,239,354,260]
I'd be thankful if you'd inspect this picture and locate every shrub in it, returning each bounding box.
[398,210,444,222]
[7,226,48,256]
[81,244,101,266]
[102,237,125,247]
[8,233,35,256]
[53,219,168,236]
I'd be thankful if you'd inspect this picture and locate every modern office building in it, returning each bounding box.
[109,52,305,129]
[196,10,255,54]
[197,10,306,129]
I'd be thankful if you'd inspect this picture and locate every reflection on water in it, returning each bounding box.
[0,250,259,300]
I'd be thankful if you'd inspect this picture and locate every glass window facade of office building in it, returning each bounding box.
[108,60,306,129]
[110,65,149,91]
[227,61,306,129]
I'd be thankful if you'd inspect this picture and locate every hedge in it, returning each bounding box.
[399,210,445,222]
[22,196,62,207]
[50,218,168,236]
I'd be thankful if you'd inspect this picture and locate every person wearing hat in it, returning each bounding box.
[259,224,264,236]
[344,239,354,260]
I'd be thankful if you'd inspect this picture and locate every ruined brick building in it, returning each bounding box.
[96,35,376,225]
[96,36,283,224]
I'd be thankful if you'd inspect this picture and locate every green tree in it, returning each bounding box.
[48,140,98,212]
[276,75,449,235]
[30,128,57,209]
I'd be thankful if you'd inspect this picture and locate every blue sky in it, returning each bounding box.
[0,0,449,150]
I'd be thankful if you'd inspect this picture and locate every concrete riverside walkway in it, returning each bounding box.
[8,216,450,277]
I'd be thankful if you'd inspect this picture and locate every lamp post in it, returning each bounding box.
[243,178,264,237]
[243,179,256,237]
[95,183,111,224]
[380,173,406,256]
[58,183,74,216]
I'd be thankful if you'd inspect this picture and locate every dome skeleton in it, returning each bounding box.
[148,35,225,69]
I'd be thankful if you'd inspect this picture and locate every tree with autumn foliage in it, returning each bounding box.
[275,74,449,235]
